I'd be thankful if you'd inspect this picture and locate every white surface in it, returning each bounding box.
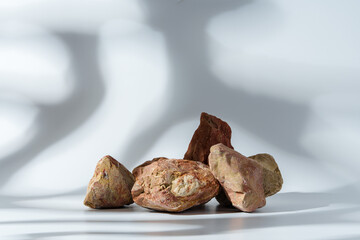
[0,0,360,239]
[1,192,360,240]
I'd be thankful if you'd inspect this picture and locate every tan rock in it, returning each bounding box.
[208,143,266,212]
[131,158,220,212]
[84,155,135,209]
[184,112,233,164]
[132,157,168,179]
[249,153,283,197]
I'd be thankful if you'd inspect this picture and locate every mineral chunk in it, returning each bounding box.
[249,153,283,197]
[132,157,168,179]
[131,158,220,212]
[184,112,233,164]
[84,155,135,209]
[208,143,266,212]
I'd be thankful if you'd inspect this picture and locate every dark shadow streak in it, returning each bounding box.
[0,32,105,188]
[119,0,311,165]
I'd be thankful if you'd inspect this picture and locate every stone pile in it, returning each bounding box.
[84,112,283,212]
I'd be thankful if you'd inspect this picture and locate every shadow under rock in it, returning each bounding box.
[84,201,238,215]
[150,203,237,215]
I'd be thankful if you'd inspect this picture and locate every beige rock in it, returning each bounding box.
[131,158,220,212]
[209,144,266,212]
[132,157,168,179]
[249,153,283,197]
[184,112,233,164]
[84,155,135,209]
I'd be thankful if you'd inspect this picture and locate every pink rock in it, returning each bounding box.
[208,143,266,212]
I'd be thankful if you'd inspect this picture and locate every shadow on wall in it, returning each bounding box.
[0,32,105,188]
[0,0,310,192]
[119,0,311,164]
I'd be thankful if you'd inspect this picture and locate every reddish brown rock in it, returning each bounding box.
[184,112,233,164]
[215,153,283,206]
[208,144,266,212]
[249,153,283,197]
[84,155,135,209]
[131,158,220,212]
[132,157,168,179]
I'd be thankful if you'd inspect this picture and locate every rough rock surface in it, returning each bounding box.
[249,153,283,197]
[132,157,168,179]
[84,155,135,209]
[184,112,233,164]
[208,144,266,212]
[131,158,220,212]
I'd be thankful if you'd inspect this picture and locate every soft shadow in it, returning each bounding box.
[7,205,360,239]
[2,176,359,238]
[3,181,360,215]
[84,205,137,214]
[0,32,105,188]
[170,204,237,215]
[326,236,360,240]
[120,0,310,165]
[0,186,86,209]
[258,192,334,213]
[260,182,360,213]
[152,203,237,215]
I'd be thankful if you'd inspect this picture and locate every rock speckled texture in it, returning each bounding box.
[84,155,135,209]
[249,153,283,197]
[184,112,233,164]
[209,144,266,212]
[132,157,168,179]
[131,158,220,212]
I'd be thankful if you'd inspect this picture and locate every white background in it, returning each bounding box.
[0,0,359,239]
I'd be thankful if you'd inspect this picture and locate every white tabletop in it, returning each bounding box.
[1,186,360,240]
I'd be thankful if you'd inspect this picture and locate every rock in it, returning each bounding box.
[208,143,266,212]
[184,112,233,164]
[215,153,283,206]
[132,157,168,179]
[131,158,220,212]
[249,153,283,197]
[84,155,135,209]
